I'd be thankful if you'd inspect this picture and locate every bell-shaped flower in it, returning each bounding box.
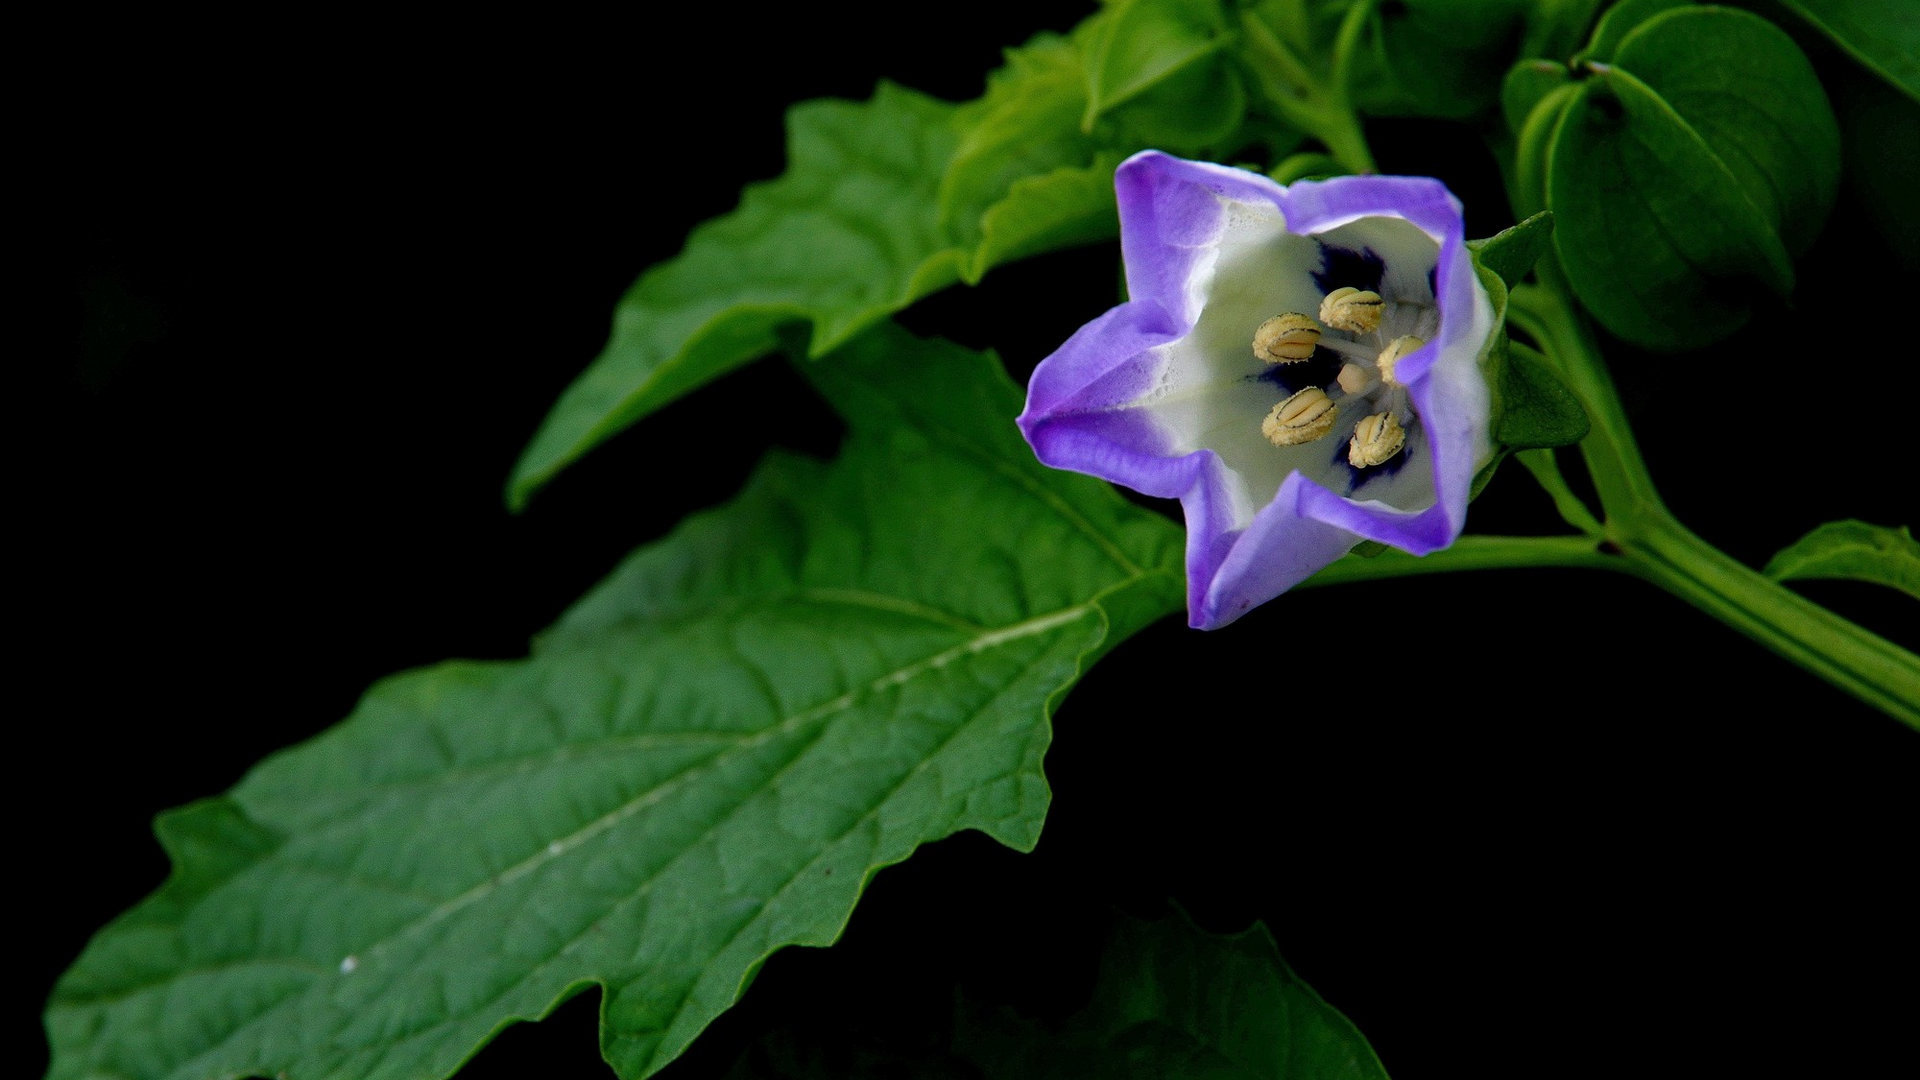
[1017,151,1495,628]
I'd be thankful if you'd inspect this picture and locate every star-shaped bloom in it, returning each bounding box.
[1017,151,1495,628]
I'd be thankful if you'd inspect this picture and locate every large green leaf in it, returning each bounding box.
[955,910,1392,1079]
[506,83,969,510]
[1547,5,1839,349]
[46,327,1184,1080]
[508,7,1271,510]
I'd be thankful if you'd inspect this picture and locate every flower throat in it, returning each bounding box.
[1253,282,1439,471]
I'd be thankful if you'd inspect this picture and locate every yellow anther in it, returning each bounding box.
[1319,287,1384,334]
[1375,335,1425,387]
[1252,314,1321,364]
[1263,387,1338,447]
[1348,411,1407,468]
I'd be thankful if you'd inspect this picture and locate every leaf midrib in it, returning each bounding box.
[69,600,1110,1080]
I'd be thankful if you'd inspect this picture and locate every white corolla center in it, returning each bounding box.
[1138,197,1447,531]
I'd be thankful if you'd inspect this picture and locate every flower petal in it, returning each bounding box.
[1018,151,1494,629]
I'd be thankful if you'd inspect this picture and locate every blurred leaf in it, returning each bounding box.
[1350,0,1531,120]
[955,909,1392,1079]
[1101,43,1250,151]
[1828,58,1920,276]
[46,327,1184,1080]
[974,153,1134,271]
[1765,520,1920,600]
[1518,0,1607,59]
[1081,0,1236,126]
[942,33,1107,241]
[1777,0,1920,103]
[719,909,1391,1080]
[1271,150,1347,182]
[1549,6,1837,349]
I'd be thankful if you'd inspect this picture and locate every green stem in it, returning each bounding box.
[1516,448,1603,536]
[1507,274,1661,514]
[1507,270,1920,729]
[1237,8,1318,100]
[1327,0,1376,109]
[1236,8,1378,174]
[1621,515,1920,731]
[1303,534,1616,588]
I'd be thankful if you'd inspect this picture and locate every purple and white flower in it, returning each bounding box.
[1017,151,1495,628]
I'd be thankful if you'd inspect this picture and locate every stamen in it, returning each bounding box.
[1310,335,1376,361]
[1263,387,1338,447]
[1349,411,1406,467]
[1374,335,1425,387]
[1319,287,1384,334]
[1252,314,1320,364]
[1336,362,1375,395]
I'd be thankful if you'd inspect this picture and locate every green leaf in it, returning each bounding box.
[508,39,1096,512]
[1508,79,1579,218]
[1081,0,1235,127]
[1518,0,1607,60]
[1270,150,1347,183]
[1609,6,1839,255]
[1547,6,1837,349]
[1500,57,1573,135]
[46,326,1184,1080]
[1764,520,1920,600]
[1492,339,1589,449]
[942,33,1108,244]
[1777,0,1920,103]
[509,14,1260,510]
[1573,0,1688,64]
[973,154,1132,271]
[1467,210,1555,290]
[506,84,966,510]
[954,909,1391,1079]
[1100,43,1251,152]
[1467,224,1588,454]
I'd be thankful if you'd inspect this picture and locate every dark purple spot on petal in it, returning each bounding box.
[1313,244,1386,296]
[1335,426,1416,492]
[1254,348,1343,395]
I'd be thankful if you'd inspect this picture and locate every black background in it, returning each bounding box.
[28,3,1918,1078]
